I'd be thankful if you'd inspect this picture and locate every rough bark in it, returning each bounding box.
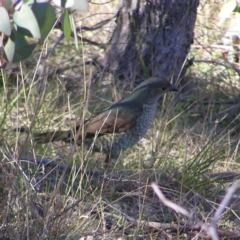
[101,0,199,83]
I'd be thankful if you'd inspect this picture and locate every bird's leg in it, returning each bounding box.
[105,153,111,164]
[104,153,111,170]
[104,153,117,171]
[104,151,122,172]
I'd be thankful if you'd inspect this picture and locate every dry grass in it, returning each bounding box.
[1,0,240,239]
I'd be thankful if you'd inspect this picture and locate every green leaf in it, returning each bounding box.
[61,9,71,41]
[4,37,15,62]
[233,6,240,13]
[14,31,36,62]
[69,13,78,50]
[3,0,13,11]
[32,2,56,44]
[0,7,11,36]
[61,0,67,7]
[13,3,41,39]
[4,30,36,63]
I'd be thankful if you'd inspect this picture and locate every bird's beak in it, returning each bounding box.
[170,85,178,92]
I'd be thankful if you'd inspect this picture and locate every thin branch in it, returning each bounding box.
[77,16,114,32]
[209,180,240,238]
[151,182,240,240]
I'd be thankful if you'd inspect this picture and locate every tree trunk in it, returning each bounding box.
[101,0,199,84]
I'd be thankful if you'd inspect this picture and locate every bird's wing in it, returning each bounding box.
[84,105,143,136]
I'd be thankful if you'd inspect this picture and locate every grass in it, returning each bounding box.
[1,63,240,239]
[1,1,240,239]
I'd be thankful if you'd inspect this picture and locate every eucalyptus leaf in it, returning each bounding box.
[61,9,71,40]
[69,13,78,50]
[13,3,41,39]
[32,2,56,44]
[4,37,15,62]
[13,30,36,62]
[3,0,13,11]
[4,30,36,63]
[0,7,11,36]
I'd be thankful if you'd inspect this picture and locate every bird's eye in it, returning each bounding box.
[162,87,167,91]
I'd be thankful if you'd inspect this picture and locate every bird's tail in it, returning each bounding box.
[14,127,79,144]
[33,130,71,144]
[15,127,83,144]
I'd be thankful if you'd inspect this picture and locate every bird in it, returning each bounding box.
[33,77,178,163]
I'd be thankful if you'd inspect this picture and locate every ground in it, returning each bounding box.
[1,1,240,239]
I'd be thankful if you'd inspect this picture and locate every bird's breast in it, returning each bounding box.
[132,104,157,136]
[84,104,157,158]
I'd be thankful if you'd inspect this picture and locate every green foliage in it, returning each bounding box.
[61,8,71,41]
[32,2,56,44]
[0,0,89,63]
[13,3,41,39]
[0,7,11,36]
[1,0,240,239]
[4,29,36,62]
[233,5,240,13]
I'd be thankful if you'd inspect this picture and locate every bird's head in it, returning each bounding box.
[130,77,178,104]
